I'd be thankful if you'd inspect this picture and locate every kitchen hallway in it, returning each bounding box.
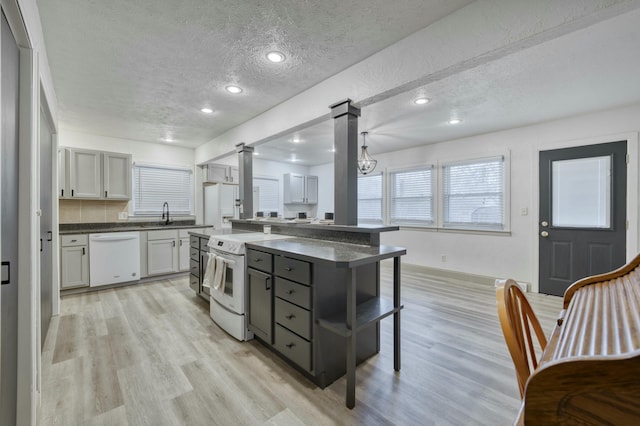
[39,266,561,425]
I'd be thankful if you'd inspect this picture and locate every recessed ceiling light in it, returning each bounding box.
[200,107,213,114]
[163,137,174,143]
[414,97,430,105]
[266,51,285,63]
[329,148,336,153]
[292,137,300,143]
[225,85,243,94]
[253,152,259,155]
[448,118,462,125]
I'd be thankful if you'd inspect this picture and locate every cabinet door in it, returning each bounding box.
[305,175,318,204]
[69,148,101,198]
[248,268,273,343]
[228,166,239,183]
[178,237,190,272]
[61,245,89,288]
[58,147,68,197]
[103,152,131,199]
[206,163,230,183]
[147,239,178,275]
[284,173,305,204]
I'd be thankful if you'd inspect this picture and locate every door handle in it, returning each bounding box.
[47,230,53,241]
[540,231,549,237]
[1,261,9,285]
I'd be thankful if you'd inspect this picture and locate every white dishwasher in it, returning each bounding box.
[89,232,140,287]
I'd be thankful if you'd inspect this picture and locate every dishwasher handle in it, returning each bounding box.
[90,233,138,242]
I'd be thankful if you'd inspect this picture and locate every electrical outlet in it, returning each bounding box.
[521,207,528,216]
[118,212,128,220]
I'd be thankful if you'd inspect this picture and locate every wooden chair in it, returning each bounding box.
[496,279,547,398]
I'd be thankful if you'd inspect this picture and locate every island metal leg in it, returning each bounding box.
[346,267,357,408]
[394,256,401,371]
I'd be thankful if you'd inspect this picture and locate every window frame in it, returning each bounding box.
[438,154,511,232]
[357,171,385,224]
[387,164,436,228]
[132,162,194,216]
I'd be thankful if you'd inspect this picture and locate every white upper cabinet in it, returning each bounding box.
[103,152,132,199]
[68,148,101,198]
[204,163,239,183]
[60,147,132,200]
[283,173,318,204]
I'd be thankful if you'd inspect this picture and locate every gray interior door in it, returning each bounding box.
[40,108,53,346]
[1,10,21,426]
[539,141,627,296]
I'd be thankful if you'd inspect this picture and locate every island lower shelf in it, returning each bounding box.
[317,297,403,337]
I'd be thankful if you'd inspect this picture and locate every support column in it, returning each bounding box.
[236,143,254,219]
[330,99,360,226]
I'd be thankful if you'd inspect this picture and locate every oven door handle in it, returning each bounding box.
[265,276,271,291]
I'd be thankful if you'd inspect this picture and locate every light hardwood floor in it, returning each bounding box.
[40,265,562,425]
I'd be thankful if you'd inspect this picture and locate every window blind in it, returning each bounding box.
[133,164,193,214]
[389,167,434,226]
[442,157,504,230]
[253,177,280,213]
[358,173,383,223]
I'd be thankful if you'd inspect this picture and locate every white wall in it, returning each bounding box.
[366,103,640,291]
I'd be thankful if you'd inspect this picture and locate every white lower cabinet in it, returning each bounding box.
[147,229,197,276]
[60,234,89,289]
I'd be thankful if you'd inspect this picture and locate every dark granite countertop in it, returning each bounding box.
[246,237,406,268]
[231,219,398,234]
[59,221,213,235]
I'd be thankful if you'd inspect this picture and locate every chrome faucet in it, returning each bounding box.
[162,202,170,225]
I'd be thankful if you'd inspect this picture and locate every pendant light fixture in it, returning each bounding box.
[357,131,377,175]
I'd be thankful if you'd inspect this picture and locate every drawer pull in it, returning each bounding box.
[285,267,293,271]
[286,289,295,295]
[255,258,262,262]
[285,314,295,320]
[285,343,296,349]
[71,239,77,243]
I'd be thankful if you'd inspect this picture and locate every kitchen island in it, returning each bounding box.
[245,237,406,408]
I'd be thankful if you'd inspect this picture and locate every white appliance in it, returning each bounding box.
[89,232,140,287]
[207,232,292,341]
[204,183,239,230]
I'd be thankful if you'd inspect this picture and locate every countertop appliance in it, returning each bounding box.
[206,232,291,340]
[89,232,140,287]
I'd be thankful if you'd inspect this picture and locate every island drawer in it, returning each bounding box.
[274,324,311,372]
[61,234,88,247]
[247,249,272,273]
[190,247,199,261]
[275,277,311,309]
[275,256,311,285]
[200,238,209,251]
[190,235,199,249]
[275,298,311,340]
[190,259,200,277]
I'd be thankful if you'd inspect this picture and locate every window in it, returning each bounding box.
[133,163,193,215]
[442,156,505,230]
[253,177,280,214]
[358,173,383,223]
[389,166,434,226]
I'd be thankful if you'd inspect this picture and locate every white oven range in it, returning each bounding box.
[206,232,291,341]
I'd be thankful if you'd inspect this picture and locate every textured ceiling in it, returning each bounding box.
[255,8,640,166]
[38,0,473,147]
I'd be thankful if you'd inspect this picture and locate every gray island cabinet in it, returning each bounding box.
[245,237,406,408]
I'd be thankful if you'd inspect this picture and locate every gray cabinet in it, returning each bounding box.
[60,234,89,289]
[189,233,211,301]
[283,173,318,204]
[60,147,132,200]
[204,163,239,183]
[103,152,132,199]
[68,148,101,198]
[248,267,273,343]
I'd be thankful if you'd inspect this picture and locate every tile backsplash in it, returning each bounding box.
[59,199,129,224]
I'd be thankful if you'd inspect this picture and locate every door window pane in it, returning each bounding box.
[552,156,611,228]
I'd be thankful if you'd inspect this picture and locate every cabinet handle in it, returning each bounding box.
[70,239,77,243]
[285,267,293,271]
[179,240,183,246]
[61,189,64,197]
[1,261,10,285]
[286,289,295,295]
[40,238,43,252]
[255,258,262,262]
[47,231,53,241]
[265,276,271,291]
[285,314,295,320]
[285,343,295,349]
[172,240,176,247]
[71,189,74,196]
[105,190,108,197]
[82,247,85,255]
